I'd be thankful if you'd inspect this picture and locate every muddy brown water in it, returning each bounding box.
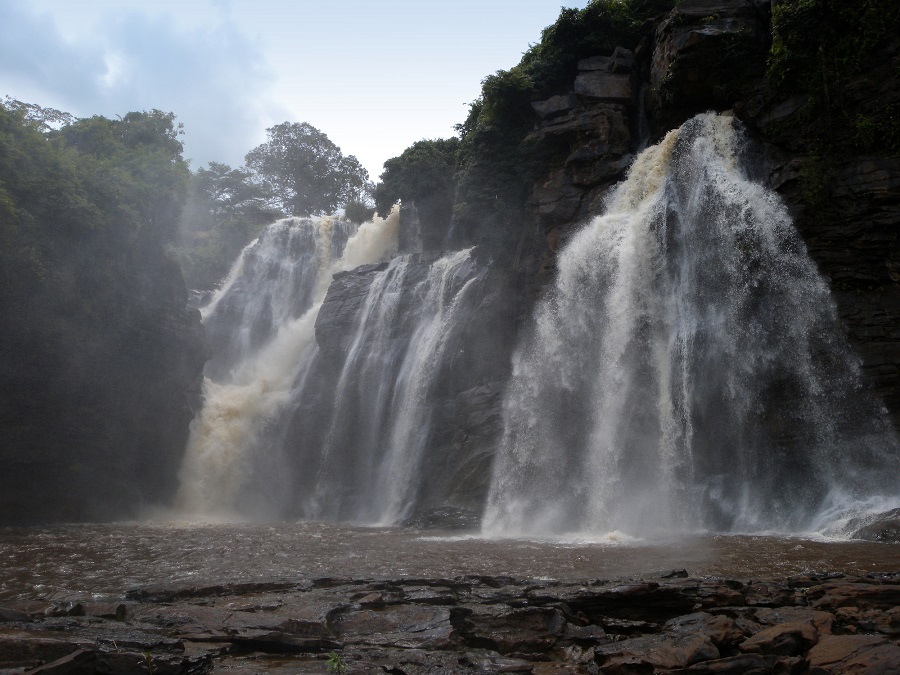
[1,521,897,603]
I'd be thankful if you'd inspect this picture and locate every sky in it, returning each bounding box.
[0,0,590,181]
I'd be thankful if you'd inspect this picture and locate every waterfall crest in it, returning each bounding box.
[483,113,899,538]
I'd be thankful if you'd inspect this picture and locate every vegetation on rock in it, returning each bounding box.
[0,100,206,524]
[767,0,900,156]
[173,161,279,290]
[451,0,672,253]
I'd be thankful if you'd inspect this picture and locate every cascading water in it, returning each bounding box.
[483,113,899,538]
[176,208,488,524]
[303,248,483,524]
[175,213,399,519]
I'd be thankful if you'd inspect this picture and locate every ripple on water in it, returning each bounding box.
[0,521,897,602]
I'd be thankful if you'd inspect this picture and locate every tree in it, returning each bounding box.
[173,161,280,289]
[374,138,459,219]
[245,122,372,217]
[54,110,190,241]
[374,138,460,250]
[0,101,204,523]
[2,96,76,131]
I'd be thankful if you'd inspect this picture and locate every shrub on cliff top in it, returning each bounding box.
[374,138,460,219]
[449,0,674,252]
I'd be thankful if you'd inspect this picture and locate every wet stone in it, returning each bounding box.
[663,612,745,648]
[0,608,31,623]
[20,648,96,674]
[806,634,900,673]
[461,649,535,673]
[738,620,819,657]
[0,630,92,664]
[335,605,458,650]
[460,606,567,655]
[662,653,780,674]
[807,580,900,612]
[228,629,341,654]
[753,607,834,634]
[743,582,797,608]
[592,616,658,636]
[594,632,720,672]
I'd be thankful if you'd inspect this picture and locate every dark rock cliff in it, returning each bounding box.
[0,108,208,525]
[516,0,900,424]
[0,241,207,525]
[311,252,522,524]
[310,0,899,519]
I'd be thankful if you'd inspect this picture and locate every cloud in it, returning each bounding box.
[0,0,277,168]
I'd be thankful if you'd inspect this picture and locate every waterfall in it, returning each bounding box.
[175,208,488,524]
[175,213,399,519]
[483,113,899,538]
[304,248,483,524]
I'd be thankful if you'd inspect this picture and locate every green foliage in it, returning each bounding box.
[245,122,372,217]
[325,651,348,675]
[0,100,198,520]
[2,96,76,131]
[374,138,459,218]
[171,161,279,289]
[456,0,673,141]
[517,0,671,98]
[54,110,191,241]
[447,0,673,253]
[767,0,900,156]
[343,199,375,224]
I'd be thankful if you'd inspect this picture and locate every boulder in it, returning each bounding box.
[459,606,567,654]
[754,607,834,634]
[806,634,900,674]
[807,579,900,612]
[738,620,819,657]
[574,72,634,102]
[532,94,579,120]
[849,508,900,543]
[594,633,720,672]
[664,612,745,648]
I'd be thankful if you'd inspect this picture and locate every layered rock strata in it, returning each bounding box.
[1,572,898,673]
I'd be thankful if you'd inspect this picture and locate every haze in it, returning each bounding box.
[0,0,589,178]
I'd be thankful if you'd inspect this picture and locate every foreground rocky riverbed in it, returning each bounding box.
[1,571,898,674]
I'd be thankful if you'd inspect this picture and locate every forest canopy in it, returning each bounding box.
[176,121,374,289]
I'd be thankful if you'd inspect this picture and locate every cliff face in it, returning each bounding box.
[311,252,522,525]
[518,0,900,424]
[309,0,900,521]
[0,233,207,525]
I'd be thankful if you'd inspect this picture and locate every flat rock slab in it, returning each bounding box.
[807,634,900,673]
[0,573,897,673]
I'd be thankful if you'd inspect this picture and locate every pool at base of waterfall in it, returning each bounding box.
[1,521,897,603]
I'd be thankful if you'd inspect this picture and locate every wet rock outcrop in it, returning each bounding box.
[312,252,522,521]
[1,572,898,673]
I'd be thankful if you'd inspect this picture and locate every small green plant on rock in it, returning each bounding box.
[326,651,348,674]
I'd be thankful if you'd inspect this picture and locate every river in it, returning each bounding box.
[1,522,897,604]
